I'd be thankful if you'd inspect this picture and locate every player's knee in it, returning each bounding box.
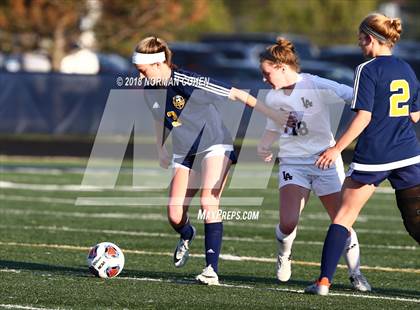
[200,196,220,210]
[395,185,420,244]
[279,222,297,235]
[167,207,184,227]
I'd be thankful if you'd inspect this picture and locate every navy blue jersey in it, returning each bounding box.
[143,68,233,156]
[351,55,420,171]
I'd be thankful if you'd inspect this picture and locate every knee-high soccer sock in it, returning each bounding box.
[174,218,194,241]
[204,222,223,273]
[342,228,361,276]
[275,224,297,257]
[320,224,349,283]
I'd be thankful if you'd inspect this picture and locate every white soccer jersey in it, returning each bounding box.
[265,73,353,161]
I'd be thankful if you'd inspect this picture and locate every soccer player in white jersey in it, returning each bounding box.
[257,37,371,291]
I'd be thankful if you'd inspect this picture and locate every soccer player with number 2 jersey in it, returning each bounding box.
[306,13,420,296]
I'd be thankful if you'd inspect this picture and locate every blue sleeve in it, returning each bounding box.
[204,77,232,98]
[351,64,376,112]
[174,69,232,98]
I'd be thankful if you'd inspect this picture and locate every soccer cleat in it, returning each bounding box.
[196,265,219,285]
[173,226,196,268]
[350,273,372,292]
[276,254,292,282]
[304,277,331,296]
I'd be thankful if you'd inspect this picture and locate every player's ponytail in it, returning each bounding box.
[260,37,300,72]
[134,36,174,67]
[360,13,402,47]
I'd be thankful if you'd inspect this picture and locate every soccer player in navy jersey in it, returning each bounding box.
[305,13,420,295]
[132,36,287,285]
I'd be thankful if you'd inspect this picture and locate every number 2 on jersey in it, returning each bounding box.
[389,79,410,117]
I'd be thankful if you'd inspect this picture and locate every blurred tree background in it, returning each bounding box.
[0,0,419,69]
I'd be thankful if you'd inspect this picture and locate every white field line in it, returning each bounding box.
[0,180,397,195]
[117,276,420,304]
[0,241,418,274]
[75,197,264,206]
[0,195,76,205]
[0,195,263,211]
[0,305,58,310]
[0,269,21,274]
[1,224,417,251]
[0,194,400,223]
[0,208,407,235]
[0,193,403,222]
[0,181,162,192]
[0,166,404,191]
[0,194,398,218]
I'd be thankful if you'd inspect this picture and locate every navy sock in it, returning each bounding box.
[174,220,194,241]
[204,222,223,273]
[320,224,349,283]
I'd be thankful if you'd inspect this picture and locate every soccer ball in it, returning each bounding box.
[87,242,125,278]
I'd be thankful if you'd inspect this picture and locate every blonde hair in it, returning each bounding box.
[360,13,402,47]
[260,37,300,72]
[134,36,173,66]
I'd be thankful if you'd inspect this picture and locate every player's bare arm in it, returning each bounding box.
[316,110,372,169]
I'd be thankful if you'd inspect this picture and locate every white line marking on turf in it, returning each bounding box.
[0,304,58,310]
[0,269,21,273]
[0,194,400,218]
[0,195,76,205]
[0,181,161,192]
[1,224,416,251]
[117,276,420,304]
[0,208,408,235]
[75,197,264,206]
[0,180,397,194]
[0,241,418,274]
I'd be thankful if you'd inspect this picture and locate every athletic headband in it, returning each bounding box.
[132,52,166,65]
[360,22,388,43]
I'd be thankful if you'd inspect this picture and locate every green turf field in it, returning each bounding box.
[0,156,419,309]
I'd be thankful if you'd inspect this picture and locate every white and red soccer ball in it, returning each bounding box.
[87,242,125,278]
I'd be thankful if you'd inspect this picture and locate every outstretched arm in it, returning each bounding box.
[229,87,288,127]
[315,110,372,169]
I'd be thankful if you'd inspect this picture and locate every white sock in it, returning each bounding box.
[343,228,361,276]
[275,224,297,257]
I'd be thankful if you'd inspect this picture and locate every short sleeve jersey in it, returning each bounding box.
[350,56,420,171]
[265,73,353,161]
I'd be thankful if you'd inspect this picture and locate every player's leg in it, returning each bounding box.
[276,184,310,282]
[305,177,375,295]
[389,163,420,244]
[196,153,231,285]
[314,159,370,292]
[168,165,201,268]
[396,185,420,244]
[320,192,371,292]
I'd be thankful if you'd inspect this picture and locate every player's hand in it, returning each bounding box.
[286,113,298,128]
[272,109,290,128]
[158,147,171,169]
[315,146,340,169]
[257,144,273,163]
